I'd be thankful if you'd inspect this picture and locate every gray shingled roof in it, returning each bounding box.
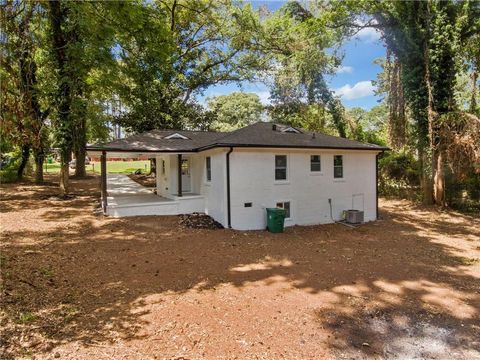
[87,122,387,153]
[87,129,225,152]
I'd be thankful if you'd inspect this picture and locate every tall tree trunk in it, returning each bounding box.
[17,144,31,180]
[470,70,478,115]
[423,4,440,206]
[150,158,157,176]
[73,83,87,178]
[419,149,433,205]
[74,145,86,177]
[49,1,73,194]
[433,150,445,207]
[34,148,44,183]
[74,112,87,178]
[59,153,70,195]
[17,3,47,184]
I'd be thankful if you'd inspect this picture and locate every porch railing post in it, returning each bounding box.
[101,151,107,212]
[177,154,182,197]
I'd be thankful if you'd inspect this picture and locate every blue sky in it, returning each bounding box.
[197,1,386,110]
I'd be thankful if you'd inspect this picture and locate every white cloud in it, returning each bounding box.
[335,65,354,74]
[333,81,375,100]
[254,91,271,105]
[353,19,381,43]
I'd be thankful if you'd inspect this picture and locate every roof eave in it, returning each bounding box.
[197,143,389,152]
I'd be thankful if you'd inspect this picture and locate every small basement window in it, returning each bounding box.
[334,155,343,178]
[276,201,291,219]
[310,155,321,172]
[165,133,189,140]
[275,155,287,181]
[206,156,211,182]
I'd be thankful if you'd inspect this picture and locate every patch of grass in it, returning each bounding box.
[457,257,480,266]
[59,305,80,319]
[104,160,151,174]
[43,160,150,175]
[39,267,54,278]
[18,312,37,323]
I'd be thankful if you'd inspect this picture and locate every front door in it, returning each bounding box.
[181,158,191,192]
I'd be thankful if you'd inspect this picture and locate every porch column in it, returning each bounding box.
[101,150,107,212]
[177,154,182,197]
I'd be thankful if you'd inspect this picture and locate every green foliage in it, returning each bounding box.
[445,167,480,213]
[113,0,265,133]
[260,1,348,136]
[18,312,37,324]
[207,92,263,131]
[345,105,388,146]
[0,150,34,183]
[379,151,421,199]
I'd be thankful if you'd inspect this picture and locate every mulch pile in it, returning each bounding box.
[179,212,224,229]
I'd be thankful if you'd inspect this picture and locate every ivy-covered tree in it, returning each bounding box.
[1,1,49,182]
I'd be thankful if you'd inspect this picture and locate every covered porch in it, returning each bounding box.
[92,150,206,217]
[86,129,219,218]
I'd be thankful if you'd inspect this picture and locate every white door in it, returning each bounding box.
[181,158,191,192]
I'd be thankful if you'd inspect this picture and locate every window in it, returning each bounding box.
[276,201,291,219]
[206,156,211,182]
[275,155,287,180]
[310,155,321,172]
[161,160,166,175]
[334,155,343,178]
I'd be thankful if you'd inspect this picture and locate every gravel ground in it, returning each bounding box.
[1,175,479,359]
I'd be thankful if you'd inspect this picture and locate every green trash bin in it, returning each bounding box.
[266,207,286,233]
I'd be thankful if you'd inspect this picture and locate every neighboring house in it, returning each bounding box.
[87,122,387,230]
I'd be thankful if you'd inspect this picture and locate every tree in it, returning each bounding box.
[207,92,263,131]
[1,1,49,182]
[47,0,76,194]
[257,2,349,136]
[359,0,480,206]
[113,0,265,133]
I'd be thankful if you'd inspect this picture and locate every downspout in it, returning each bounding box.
[226,147,233,228]
[376,151,383,220]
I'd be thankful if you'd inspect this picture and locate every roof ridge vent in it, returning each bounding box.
[282,126,301,134]
[165,133,189,140]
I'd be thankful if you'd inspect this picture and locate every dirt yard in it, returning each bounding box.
[1,175,479,359]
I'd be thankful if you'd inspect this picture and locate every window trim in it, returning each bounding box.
[276,200,292,220]
[205,156,211,182]
[274,154,288,182]
[310,154,322,174]
[333,155,344,179]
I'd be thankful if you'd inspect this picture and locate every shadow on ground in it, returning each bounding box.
[1,176,479,358]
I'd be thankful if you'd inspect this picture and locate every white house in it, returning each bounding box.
[87,122,387,230]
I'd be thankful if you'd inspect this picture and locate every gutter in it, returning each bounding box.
[197,143,390,152]
[226,147,233,228]
[86,144,389,154]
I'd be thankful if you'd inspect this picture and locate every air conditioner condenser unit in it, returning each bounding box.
[344,209,364,224]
